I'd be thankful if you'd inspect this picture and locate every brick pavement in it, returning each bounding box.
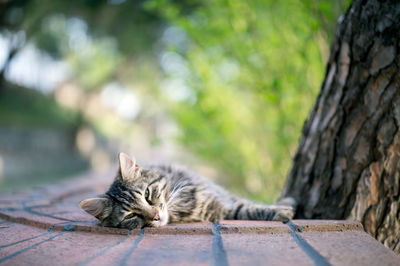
[0,169,399,265]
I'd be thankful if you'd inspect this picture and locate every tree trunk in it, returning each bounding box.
[281,0,400,253]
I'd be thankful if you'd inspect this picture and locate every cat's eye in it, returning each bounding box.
[144,188,152,205]
[124,213,137,220]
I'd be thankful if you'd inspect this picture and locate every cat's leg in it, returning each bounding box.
[225,198,296,222]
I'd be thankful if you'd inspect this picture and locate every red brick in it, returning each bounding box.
[0,199,20,209]
[0,220,52,249]
[144,222,213,235]
[1,231,128,266]
[219,220,290,234]
[83,234,143,266]
[0,192,31,202]
[291,219,363,232]
[299,230,400,265]
[29,205,93,223]
[125,234,212,266]
[23,201,52,209]
[222,233,313,266]
[0,210,65,228]
[52,222,133,236]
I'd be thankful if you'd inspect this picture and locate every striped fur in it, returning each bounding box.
[80,153,295,229]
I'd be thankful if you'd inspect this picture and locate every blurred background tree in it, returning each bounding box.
[0,0,350,202]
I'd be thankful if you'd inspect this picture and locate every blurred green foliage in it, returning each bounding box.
[147,0,350,201]
[0,0,350,202]
[0,83,79,129]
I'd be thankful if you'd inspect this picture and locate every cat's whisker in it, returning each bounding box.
[166,185,186,205]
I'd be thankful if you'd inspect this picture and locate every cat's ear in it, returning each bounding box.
[118,152,140,180]
[79,197,111,220]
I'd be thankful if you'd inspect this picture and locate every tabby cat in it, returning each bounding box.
[80,153,295,229]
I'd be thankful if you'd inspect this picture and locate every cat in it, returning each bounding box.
[80,153,295,229]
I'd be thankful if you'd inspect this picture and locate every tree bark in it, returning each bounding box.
[281,0,400,253]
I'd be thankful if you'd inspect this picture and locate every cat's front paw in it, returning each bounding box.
[272,206,295,222]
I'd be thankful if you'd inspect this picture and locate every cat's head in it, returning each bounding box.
[80,153,169,229]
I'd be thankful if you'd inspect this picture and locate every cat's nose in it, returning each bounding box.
[153,212,160,221]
